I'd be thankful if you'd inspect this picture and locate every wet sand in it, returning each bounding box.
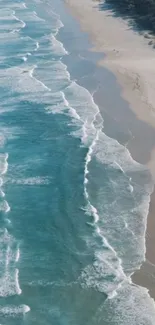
[132,190,155,300]
[64,0,155,300]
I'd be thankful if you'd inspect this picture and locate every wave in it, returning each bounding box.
[8,176,51,185]
[29,65,51,91]
[0,200,10,213]
[103,283,155,324]
[3,200,10,213]
[15,269,22,295]
[40,26,154,300]
[22,56,27,62]
[0,178,5,198]
[0,96,22,305]
[23,3,27,9]
[12,11,26,29]
[0,65,52,94]
[0,0,152,302]
[15,247,20,262]
[81,129,130,298]
[10,3,152,301]
[50,34,68,56]
[0,304,30,316]
[0,0,154,321]
[79,124,153,297]
[0,230,21,297]
[0,153,8,175]
[34,41,39,51]
[60,91,80,120]
[31,60,70,93]
[26,21,153,300]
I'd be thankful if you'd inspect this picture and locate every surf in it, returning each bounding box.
[0,0,154,323]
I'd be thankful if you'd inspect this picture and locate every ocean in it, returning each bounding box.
[0,0,155,324]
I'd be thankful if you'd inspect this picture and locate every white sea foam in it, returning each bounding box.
[23,305,31,313]
[102,283,155,324]
[0,153,8,175]
[16,176,50,185]
[0,65,51,93]
[61,91,80,120]
[32,60,70,93]
[12,12,26,29]
[0,304,30,315]
[50,34,68,56]
[0,127,20,142]
[22,56,27,62]
[0,190,5,198]
[5,218,11,225]
[0,230,21,297]
[80,218,129,297]
[0,201,10,212]
[29,66,51,91]
[15,269,22,295]
[49,12,64,35]
[7,176,50,185]
[129,183,134,193]
[3,201,10,213]
[94,132,147,174]
[34,41,39,51]
[5,245,11,268]
[0,270,22,297]
[15,248,20,262]
[0,178,5,197]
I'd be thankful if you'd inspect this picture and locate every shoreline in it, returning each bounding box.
[65,0,155,173]
[64,0,155,300]
[132,189,155,300]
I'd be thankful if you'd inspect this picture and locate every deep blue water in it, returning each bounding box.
[0,0,155,324]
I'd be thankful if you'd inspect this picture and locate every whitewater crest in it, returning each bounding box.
[0,154,23,301]
[0,153,23,303]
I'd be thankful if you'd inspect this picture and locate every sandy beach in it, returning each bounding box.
[65,0,155,300]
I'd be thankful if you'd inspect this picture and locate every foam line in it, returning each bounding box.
[12,13,26,29]
[4,201,10,213]
[15,248,20,262]
[51,34,68,55]
[29,66,51,91]
[0,304,30,315]
[5,245,10,268]
[34,41,39,51]
[15,269,22,295]
[61,91,80,120]
[1,153,8,175]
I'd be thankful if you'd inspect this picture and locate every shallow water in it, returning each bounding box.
[0,0,155,324]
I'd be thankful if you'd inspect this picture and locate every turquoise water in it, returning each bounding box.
[0,0,155,324]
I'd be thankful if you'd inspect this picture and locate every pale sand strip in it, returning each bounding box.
[65,0,155,299]
[65,0,155,135]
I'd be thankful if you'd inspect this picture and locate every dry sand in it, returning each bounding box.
[65,0,155,172]
[65,0,155,300]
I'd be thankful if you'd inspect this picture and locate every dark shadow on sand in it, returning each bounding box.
[93,0,155,38]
